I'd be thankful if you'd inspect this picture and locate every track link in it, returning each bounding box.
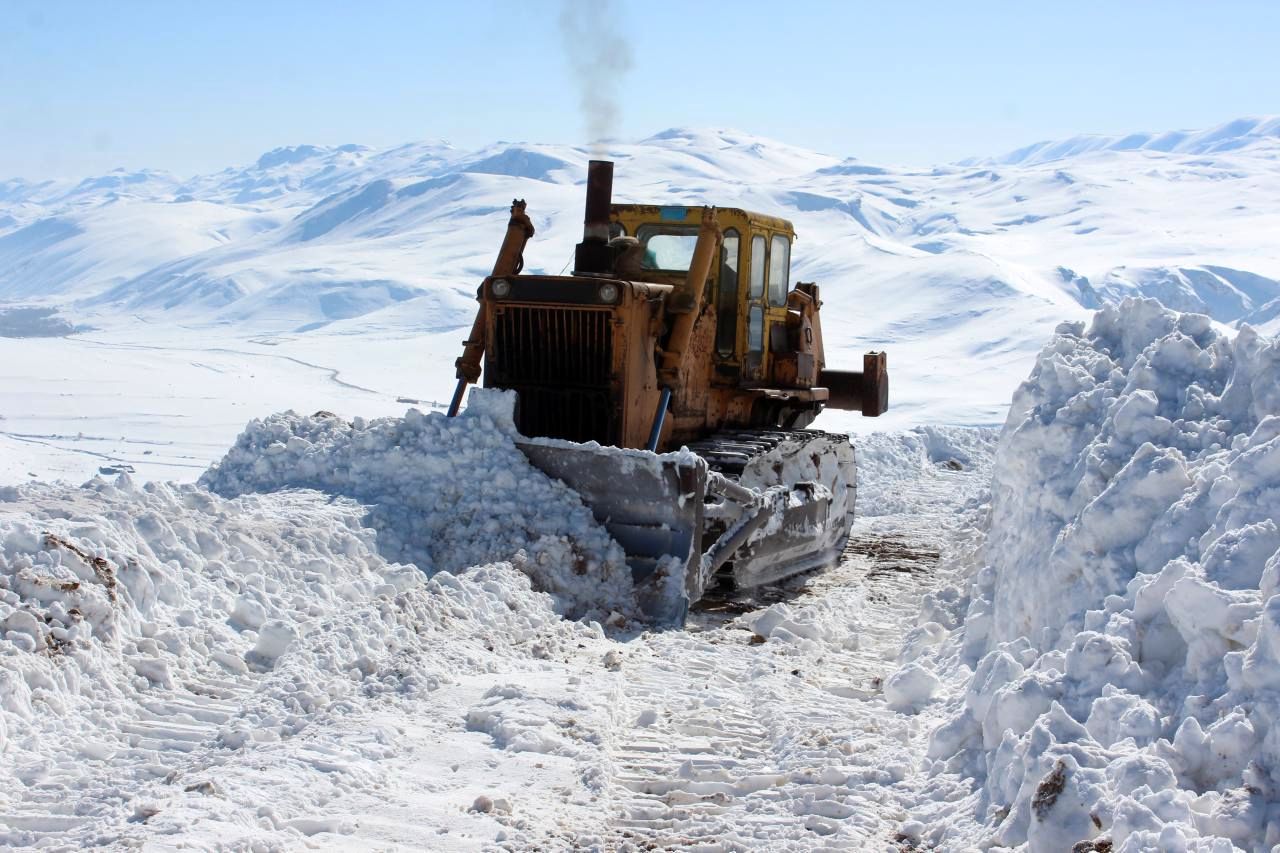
[684,428,851,482]
[684,429,857,592]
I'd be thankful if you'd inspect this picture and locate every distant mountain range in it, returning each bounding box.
[972,115,1280,166]
[1,118,1277,421]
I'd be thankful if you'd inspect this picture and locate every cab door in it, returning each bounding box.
[742,231,792,383]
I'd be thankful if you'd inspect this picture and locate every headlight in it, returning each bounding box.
[491,278,512,298]
[598,282,619,303]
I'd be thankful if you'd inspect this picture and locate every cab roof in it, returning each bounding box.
[610,204,796,240]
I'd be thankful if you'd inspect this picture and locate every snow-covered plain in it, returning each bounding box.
[3,118,1280,850]
[3,116,1280,482]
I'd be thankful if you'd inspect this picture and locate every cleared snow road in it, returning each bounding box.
[600,528,942,850]
[0,416,991,851]
[583,442,989,851]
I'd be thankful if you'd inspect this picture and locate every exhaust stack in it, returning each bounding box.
[573,159,615,275]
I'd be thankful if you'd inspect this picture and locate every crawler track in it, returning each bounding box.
[685,428,854,483]
[686,429,857,592]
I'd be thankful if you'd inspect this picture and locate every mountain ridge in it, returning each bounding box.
[969,114,1280,167]
[0,117,1277,433]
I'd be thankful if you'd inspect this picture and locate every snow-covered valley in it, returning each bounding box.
[3,118,1280,850]
[4,116,1280,483]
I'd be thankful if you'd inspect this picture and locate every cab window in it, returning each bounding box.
[636,225,699,271]
[748,305,764,354]
[716,229,740,357]
[768,235,790,307]
[748,235,766,298]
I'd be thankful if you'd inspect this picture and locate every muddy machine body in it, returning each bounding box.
[449,161,888,623]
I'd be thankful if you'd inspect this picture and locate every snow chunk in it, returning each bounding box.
[884,662,939,713]
[201,389,634,619]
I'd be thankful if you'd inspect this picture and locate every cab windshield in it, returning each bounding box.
[635,224,700,272]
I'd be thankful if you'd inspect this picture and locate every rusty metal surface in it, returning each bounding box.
[490,275,673,305]
[583,160,614,241]
[488,304,616,443]
[820,352,890,417]
[575,160,616,274]
[659,207,721,388]
[450,199,535,401]
[861,351,890,417]
[491,306,613,387]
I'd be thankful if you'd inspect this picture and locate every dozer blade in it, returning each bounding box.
[516,437,709,626]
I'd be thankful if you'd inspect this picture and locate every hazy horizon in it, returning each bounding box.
[2,0,1279,180]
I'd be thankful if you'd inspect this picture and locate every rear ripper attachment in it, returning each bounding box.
[446,160,889,625]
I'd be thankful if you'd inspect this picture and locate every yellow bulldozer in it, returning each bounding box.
[448,160,888,623]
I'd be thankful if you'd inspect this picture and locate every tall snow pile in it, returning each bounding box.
[926,298,1280,851]
[201,388,634,618]
[0,474,600,847]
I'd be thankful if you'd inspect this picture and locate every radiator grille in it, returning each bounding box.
[490,306,615,443]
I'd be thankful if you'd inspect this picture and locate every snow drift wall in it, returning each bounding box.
[201,389,634,619]
[928,298,1280,851]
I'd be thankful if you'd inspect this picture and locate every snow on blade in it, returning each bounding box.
[915,297,1280,851]
[201,388,636,620]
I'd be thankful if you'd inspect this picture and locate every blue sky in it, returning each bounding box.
[2,0,1278,179]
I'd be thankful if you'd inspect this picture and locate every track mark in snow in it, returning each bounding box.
[599,469,970,851]
[0,667,260,848]
[75,336,383,395]
[0,429,208,471]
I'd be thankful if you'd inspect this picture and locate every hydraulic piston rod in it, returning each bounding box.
[447,199,535,417]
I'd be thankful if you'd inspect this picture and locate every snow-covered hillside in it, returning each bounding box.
[2,116,1280,481]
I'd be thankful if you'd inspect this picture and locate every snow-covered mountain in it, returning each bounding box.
[2,118,1280,481]
[975,114,1280,166]
[6,117,1280,334]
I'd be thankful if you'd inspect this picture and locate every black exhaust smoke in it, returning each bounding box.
[574,159,615,275]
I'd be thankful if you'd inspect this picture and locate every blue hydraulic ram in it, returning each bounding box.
[645,388,672,452]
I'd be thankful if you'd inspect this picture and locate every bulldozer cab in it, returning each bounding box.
[611,205,798,383]
[451,160,886,454]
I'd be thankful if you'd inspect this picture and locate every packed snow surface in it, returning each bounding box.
[911,298,1280,851]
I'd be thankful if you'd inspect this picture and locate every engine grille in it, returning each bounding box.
[490,306,615,443]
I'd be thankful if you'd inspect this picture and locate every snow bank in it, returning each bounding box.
[854,425,998,516]
[0,473,596,847]
[924,298,1280,850]
[201,389,634,619]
